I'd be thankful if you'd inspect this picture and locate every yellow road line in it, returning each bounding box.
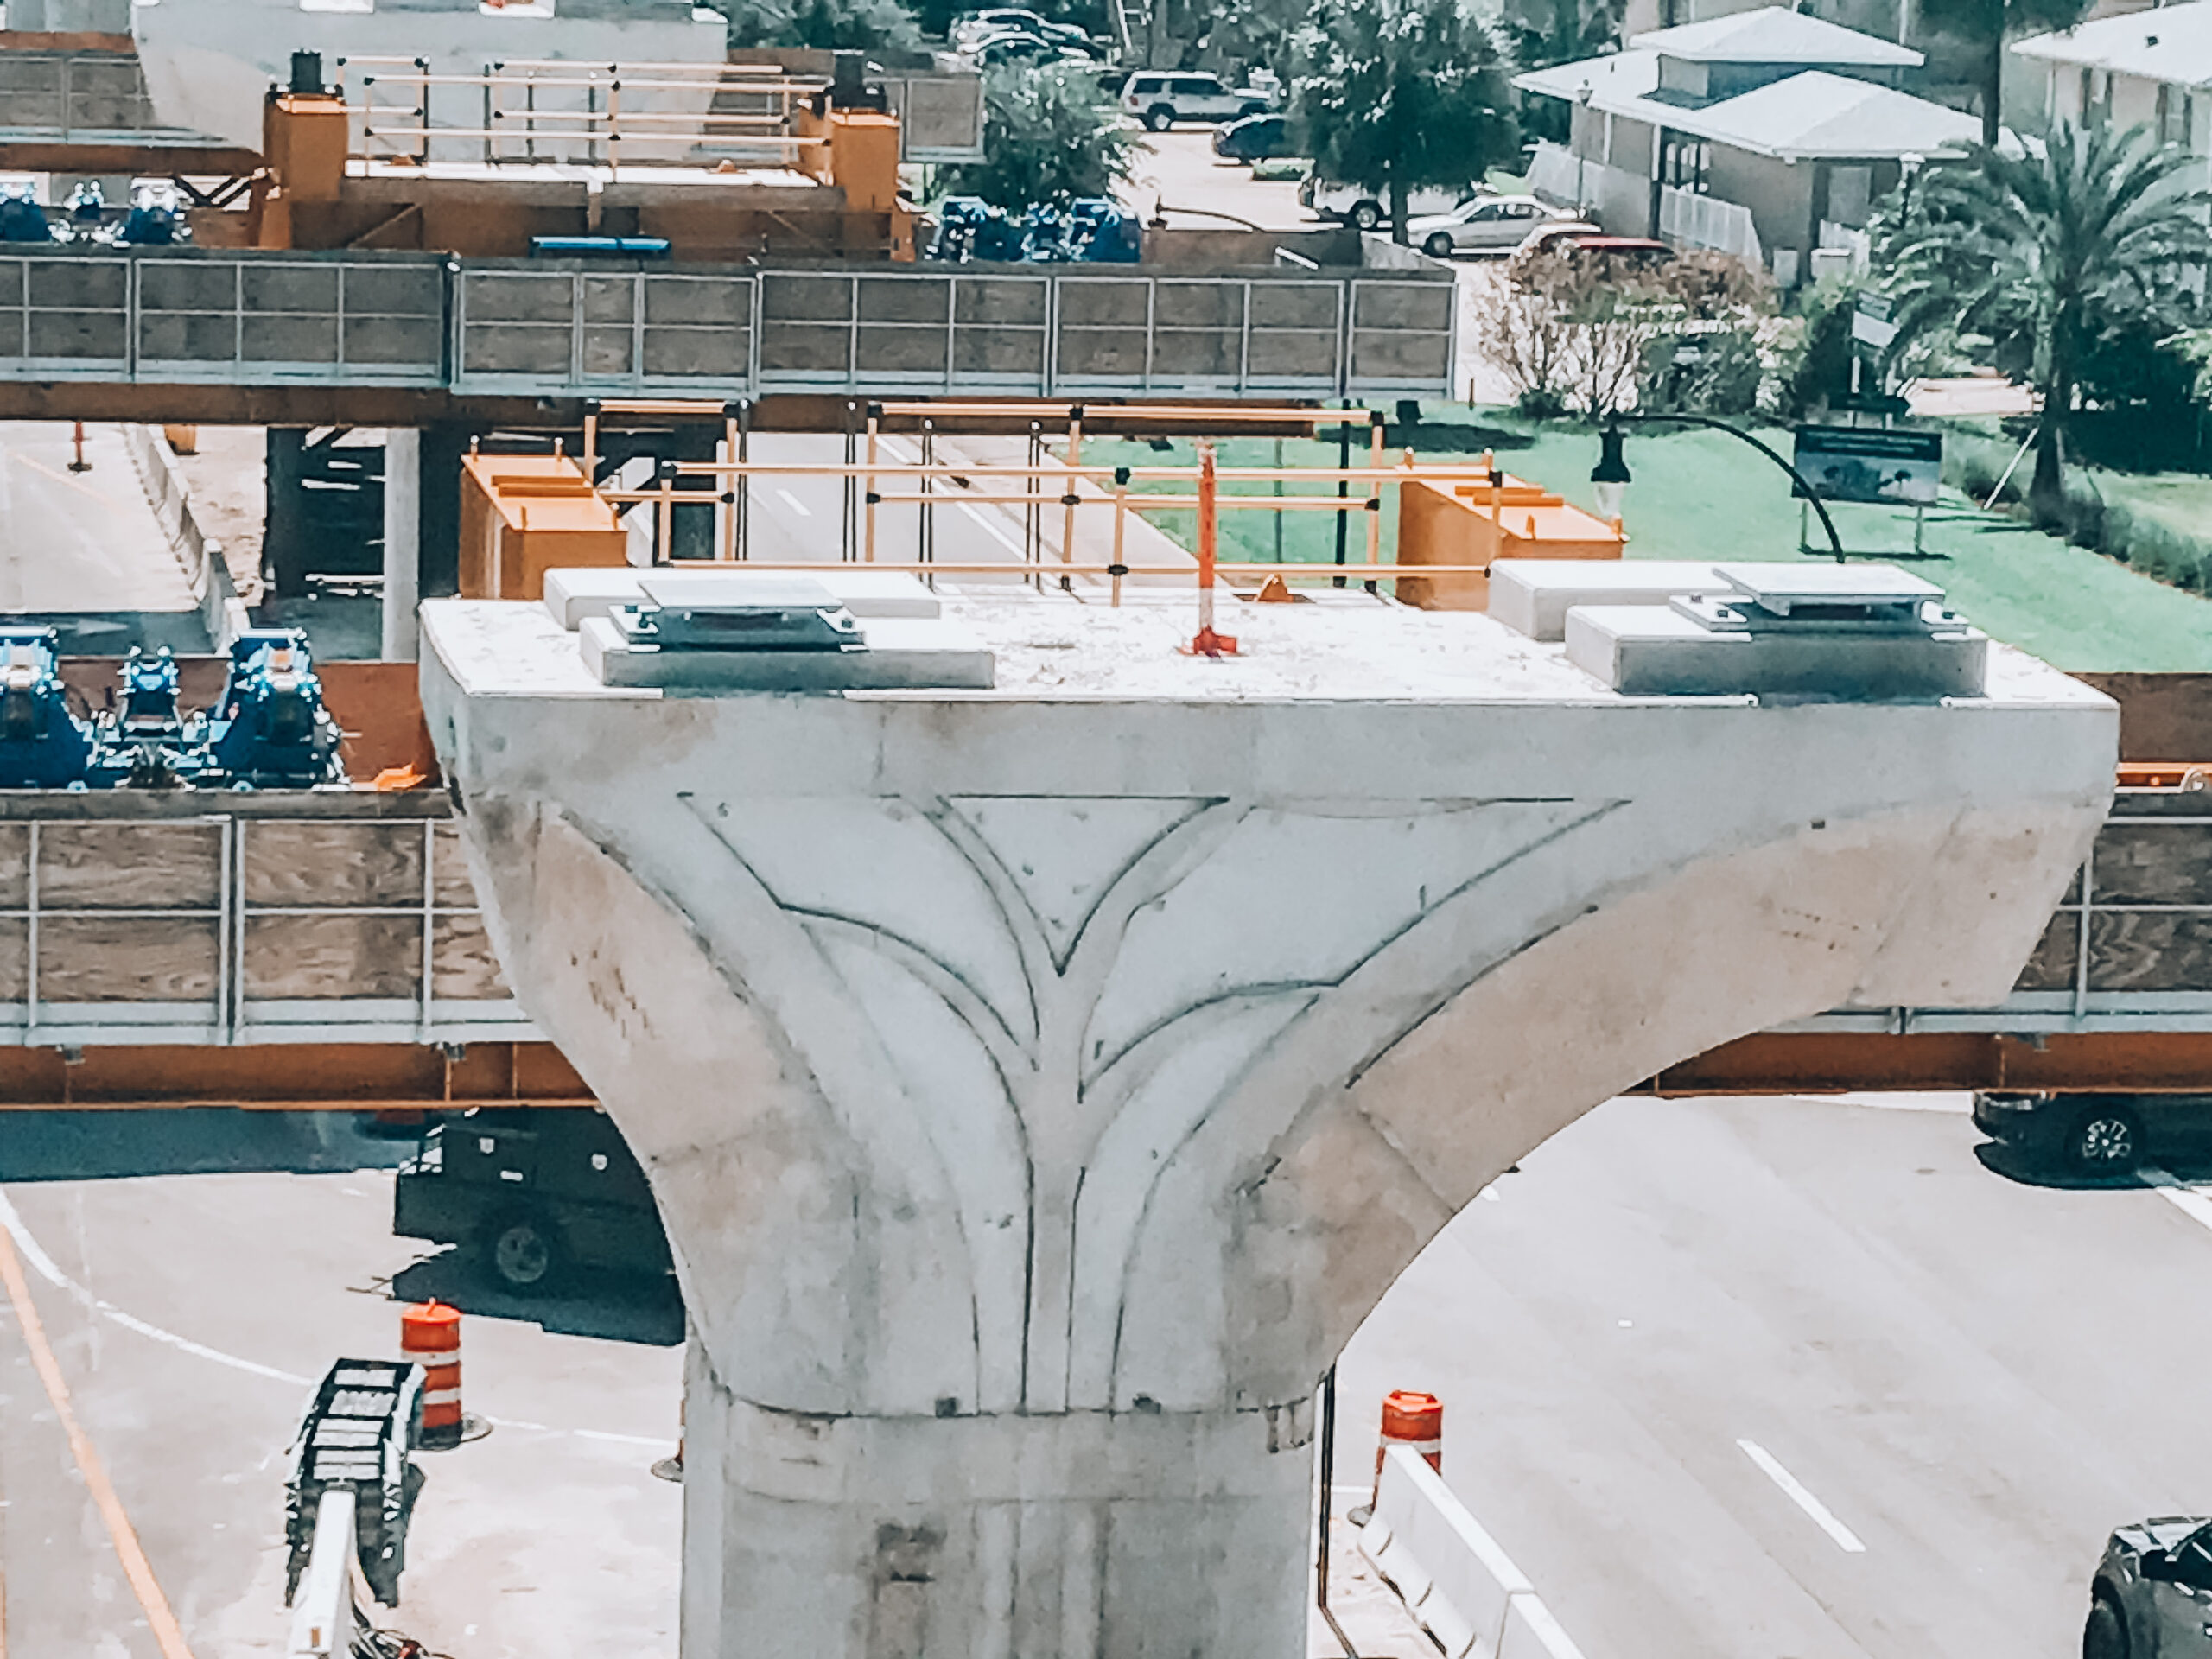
[10,450,136,514]
[0,1221,194,1659]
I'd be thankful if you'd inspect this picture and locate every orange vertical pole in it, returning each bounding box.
[1186,439,1236,657]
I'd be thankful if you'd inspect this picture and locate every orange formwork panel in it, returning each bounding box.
[458,452,631,601]
[1394,466,1624,612]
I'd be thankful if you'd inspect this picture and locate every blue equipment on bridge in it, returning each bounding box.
[930,195,1142,264]
[118,188,185,247]
[203,630,345,789]
[60,181,109,243]
[0,629,91,789]
[87,646,207,788]
[0,189,54,245]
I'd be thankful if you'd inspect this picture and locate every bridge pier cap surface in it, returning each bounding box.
[418,566,2113,1659]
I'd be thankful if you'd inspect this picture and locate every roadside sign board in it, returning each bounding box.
[1791,424,1942,505]
[1852,290,1899,350]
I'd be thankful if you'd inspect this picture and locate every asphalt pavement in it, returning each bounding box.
[0,1114,680,1659]
[1338,1091,2212,1659]
[9,1091,2206,1658]
[0,423,205,647]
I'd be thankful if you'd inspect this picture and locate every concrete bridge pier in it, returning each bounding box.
[419,587,2115,1659]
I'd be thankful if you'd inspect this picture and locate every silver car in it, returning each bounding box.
[1405,195,1567,258]
[2087,1516,2212,1656]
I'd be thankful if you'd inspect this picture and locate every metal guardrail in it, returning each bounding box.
[0,248,1456,400]
[453,262,1455,397]
[0,805,531,1049]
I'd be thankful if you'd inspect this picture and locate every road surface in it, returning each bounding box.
[9,1091,2205,1657]
[0,423,207,652]
[1339,1091,2212,1659]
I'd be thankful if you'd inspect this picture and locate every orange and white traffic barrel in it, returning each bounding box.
[402,1300,464,1449]
[1373,1389,1443,1501]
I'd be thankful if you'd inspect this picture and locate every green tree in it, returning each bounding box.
[938,65,1139,211]
[1289,0,1518,245]
[1913,0,2092,146]
[1879,122,2211,524]
[715,0,923,52]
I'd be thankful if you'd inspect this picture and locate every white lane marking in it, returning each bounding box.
[774,488,812,518]
[574,1427,670,1447]
[2138,1168,2212,1233]
[958,502,1025,556]
[0,1191,665,1446]
[0,1191,306,1383]
[1737,1439,1866,1553]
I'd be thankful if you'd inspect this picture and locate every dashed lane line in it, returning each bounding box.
[1737,1439,1867,1554]
[0,1217,195,1659]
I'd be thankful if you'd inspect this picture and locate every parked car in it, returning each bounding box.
[1406,194,1569,257]
[394,1107,673,1292]
[1299,175,1473,231]
[1972,1090,2212,1173]
[2085,1516,2212,1658]
[1212,111,1289,161]
[1507,221,1672,273]
[969,29,1090,64]
[1120,72,1270,130]
[951,8,1052,41]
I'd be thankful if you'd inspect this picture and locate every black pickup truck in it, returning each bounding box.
[393,1108,672,1292]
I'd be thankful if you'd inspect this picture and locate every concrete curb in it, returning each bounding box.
[1357,1445,1587,1659]
[122,422,244,649]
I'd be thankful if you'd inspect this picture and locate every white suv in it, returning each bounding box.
[1300,175,1475,232]
[1120,73,1270,130]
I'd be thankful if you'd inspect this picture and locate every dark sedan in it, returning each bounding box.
[2086,1516,2212,1658]
[1972,1090,2212,1173]
[1212,112,1289,161]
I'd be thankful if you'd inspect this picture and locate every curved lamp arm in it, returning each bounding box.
[1614,412,1848,564]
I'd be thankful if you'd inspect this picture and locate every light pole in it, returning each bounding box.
[1575,81,1594,216]
[1594,413,1849,562]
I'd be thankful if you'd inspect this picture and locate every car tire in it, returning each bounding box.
[1239,101,1266,118]
[1424,232,1455,258]
[2084,1594,2129,1659]
[1350,200,1382,231]
[486,1211,562,1294]
[1146,105,1175,131]
[2068,1105,2144,1175]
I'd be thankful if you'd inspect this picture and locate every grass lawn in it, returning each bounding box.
[1087,413,2212,672]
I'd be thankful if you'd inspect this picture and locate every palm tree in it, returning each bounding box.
[1880,121,2211,525]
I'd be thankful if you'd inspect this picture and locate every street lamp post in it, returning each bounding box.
[1593,413,1849,563]
[1575,81,1594,216]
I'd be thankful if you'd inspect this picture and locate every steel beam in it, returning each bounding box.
[0,1040,592,1109]
[1640,1030,2212,1096]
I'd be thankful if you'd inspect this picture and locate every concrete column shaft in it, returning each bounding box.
[681,1338,1310,1659]
[381,427,421,662]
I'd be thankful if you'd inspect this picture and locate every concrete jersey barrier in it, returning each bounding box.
[1358,1444,1587,1659]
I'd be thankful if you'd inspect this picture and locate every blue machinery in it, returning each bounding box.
[928,196,1142,264]
[0,628,343,791]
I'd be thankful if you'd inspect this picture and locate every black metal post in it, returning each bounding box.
[1317,1366,1359,1658]
[1617,411,1849,563]
[1333,410,1352,588]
